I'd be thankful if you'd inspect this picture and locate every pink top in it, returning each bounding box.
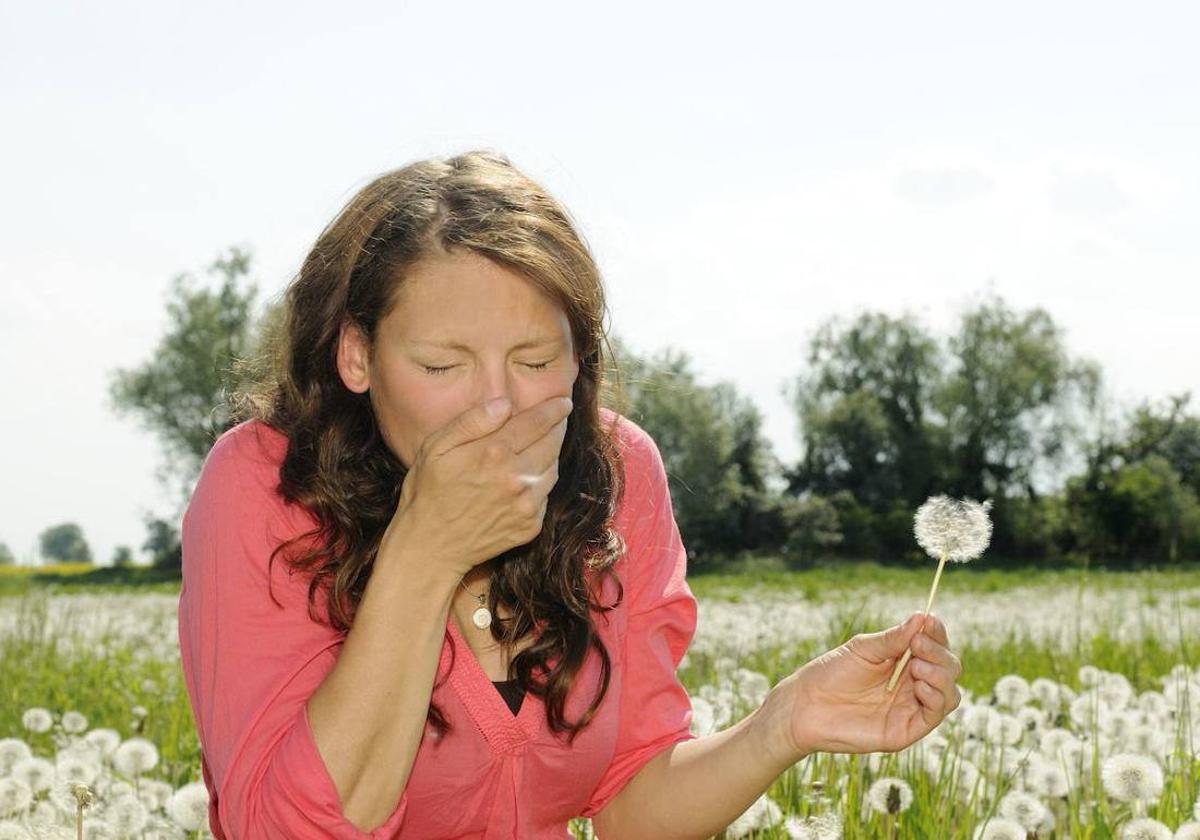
[177,407,699,839]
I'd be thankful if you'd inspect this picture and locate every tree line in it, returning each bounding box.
[5,247,1194,571]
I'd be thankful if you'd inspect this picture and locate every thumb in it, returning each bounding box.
[429,397,512,457]
[854,612,925,664]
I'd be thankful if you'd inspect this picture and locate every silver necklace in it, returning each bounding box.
[458,575,492,630]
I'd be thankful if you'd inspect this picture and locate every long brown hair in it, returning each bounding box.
[229,150,635,744]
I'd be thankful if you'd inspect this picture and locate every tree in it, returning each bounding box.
[937,295,1101,502]
[141,515,182,571]
[785,311,944,512]
[38,523,92,565]
[110,545,135,568]
[108,246,262,508]
[0,542,15,566]
[608,335,782,568]
[1067,393,1200,564]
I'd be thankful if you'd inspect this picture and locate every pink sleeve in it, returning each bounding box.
[178,427,409,839]
[579,423,699,820]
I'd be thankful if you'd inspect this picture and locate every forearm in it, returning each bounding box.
[596,687,806,840]
[306,520,459,832]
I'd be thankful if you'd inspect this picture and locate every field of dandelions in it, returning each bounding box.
[2,564,1200,839]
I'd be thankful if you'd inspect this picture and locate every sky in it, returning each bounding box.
[1,1,1197,566]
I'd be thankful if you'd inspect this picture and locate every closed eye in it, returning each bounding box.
[422,361,553,376]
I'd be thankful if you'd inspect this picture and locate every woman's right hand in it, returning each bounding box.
[384,393,574,582]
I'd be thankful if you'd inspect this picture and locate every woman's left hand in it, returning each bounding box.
[770,612,964,759]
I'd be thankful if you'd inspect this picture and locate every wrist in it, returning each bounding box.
[754,676,812,769]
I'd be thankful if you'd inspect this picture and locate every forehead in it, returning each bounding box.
[387,250,571,345]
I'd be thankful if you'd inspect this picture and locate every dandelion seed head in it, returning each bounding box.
[913,495,993,562]
[866,777,913,815]
[11,757,54,794]
[972,816,1026,840]
[1174,823,1200,840]
[993,674,1031,709]
[0,776,35,818]
[82,729,121,760]
[998,791,1048,832]
[20,709,53,734]
[166,781,210,832]
[1101,753,1164,803]
[0,740,32,778]
[1118,817,1171,840]
[59,712,88,735]
[0,819,37,839]
[1029,762,1071,799]
[105,793,149,834]
[112,738,159,778]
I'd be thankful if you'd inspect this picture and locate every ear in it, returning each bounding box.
[336,317,371,394]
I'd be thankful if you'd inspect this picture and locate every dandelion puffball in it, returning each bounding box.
[1119,817,1172,840]
[914,495,993,562]
[1101,753,1164,803]
[866,777,914,815]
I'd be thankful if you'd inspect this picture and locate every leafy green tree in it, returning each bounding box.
[0,542,15,566]
[110,545,135,568]
[108,246,261,506]
[141,515,183,571]
[38,523,92,565]
[785,311,944,512]
[609,335,782,569]
[938,295,1101,503]
[1067,393,1200,564]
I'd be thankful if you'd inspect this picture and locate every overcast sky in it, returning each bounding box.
[1,1,1197,565]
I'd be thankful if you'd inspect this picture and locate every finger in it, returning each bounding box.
[912,634,959,674]
[501,395,574,457]
[912,660,961,710]
[914,678,947,726]
[919,613,949,648]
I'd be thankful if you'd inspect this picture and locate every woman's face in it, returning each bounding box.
[337,248,581,469]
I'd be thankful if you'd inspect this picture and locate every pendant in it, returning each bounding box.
[472,607,493,630]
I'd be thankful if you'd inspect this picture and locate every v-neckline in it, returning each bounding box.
[445,616,541,754]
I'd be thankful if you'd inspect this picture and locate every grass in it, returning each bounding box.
[3,560,1199,838]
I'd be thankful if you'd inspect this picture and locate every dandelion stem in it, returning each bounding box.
[886,552,947,692]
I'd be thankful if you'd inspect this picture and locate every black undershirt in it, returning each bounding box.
[492,679,524,716]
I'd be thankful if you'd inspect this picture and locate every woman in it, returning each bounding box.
[177,150,964,840]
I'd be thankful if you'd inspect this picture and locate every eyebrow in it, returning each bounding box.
[411,336,564,352]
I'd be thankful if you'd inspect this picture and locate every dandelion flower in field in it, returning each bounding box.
[1078,665,1102,687]
[725,793,783,838]
[10,757,54,794]
[1031,677,1065,709]
[887,495,991,692]
[1027,762,1071,799]
[82,729,121,761]
[866,777,913,815]
[1118,817,1171,840]
[972,816,1026,840]
[0,820,35,839]
[1174,822,1200,840]
[21,708,53,734]
[993,674,1031,709]
[0,776,34,818]
[112,737,159,778]
[166,781,211,832]
[0,740,32,777]
[1102,753,1164,803]
[998,791,1048,832]
[783,812,842,840]
[105,793,149,835]
[985,712,1024,746]
[59,711,88,735]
